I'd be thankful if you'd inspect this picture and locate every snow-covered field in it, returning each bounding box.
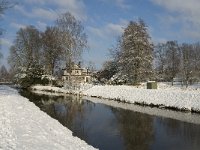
[0,85,97,150]
[32,82,200,112]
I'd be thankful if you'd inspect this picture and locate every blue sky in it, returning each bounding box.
[1,0,200,69]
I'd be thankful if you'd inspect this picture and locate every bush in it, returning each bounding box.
[19,76,50,89]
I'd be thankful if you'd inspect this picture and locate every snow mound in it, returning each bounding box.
[0,85,97,150]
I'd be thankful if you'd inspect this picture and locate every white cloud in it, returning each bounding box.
[14,5,57,21]
[10,22,26,29]
[14,5,32,18]
[115,0,130,9]
[32,8,58,21]
[151,0,200,40]
[100,0,130,9]
[88,19,128,39]
[0,38,12,47]
[20,0,87,21]
[36,21,47,31]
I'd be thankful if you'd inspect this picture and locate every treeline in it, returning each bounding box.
[8,12,87,88]
[0,65,12,82]
[97,19,200,86]
[154,41,200,87]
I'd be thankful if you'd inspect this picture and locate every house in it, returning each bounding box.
[62,63,92,83]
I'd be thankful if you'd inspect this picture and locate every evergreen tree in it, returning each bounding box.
[119,19,153,85]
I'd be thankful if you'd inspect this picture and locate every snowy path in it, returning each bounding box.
[0,86,97,150]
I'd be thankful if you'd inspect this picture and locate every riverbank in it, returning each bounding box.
[31,83,200,113]
[0,85,97,150]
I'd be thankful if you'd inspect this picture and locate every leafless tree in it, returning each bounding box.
[0,65,8,81]
[8,26,42,73]
[154,43,167,80]
[42,26,64,76]
[192,42,200,81]
[164,41,180,85]
[56,12,87,70]
[180,43,193,87]
[0,0,14,58]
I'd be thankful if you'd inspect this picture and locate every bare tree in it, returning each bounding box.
[42,26,64,76]
[56,12,87,70]
[180,43,193,87]
[154,43,167,80]
[164,41,180,85]
[0,65,8,82]
[8,26,42,77]
[0,0,14,58]
[192,42,200,82]
[0,0,12,14]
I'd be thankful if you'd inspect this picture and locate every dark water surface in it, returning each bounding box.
[20,90,200,150]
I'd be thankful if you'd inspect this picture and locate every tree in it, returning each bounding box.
[8,26,43,87]
[192,42,200,81]
[0,0,13,35]
[56,12,87,70]
[0,0,14,58]
[42,26,64,76]
[96,60,118,84]
[180,43,193,87]
[119,19,153,85]
[154,43,167,80]
[164,41,180,85]
[8,26,42,71]
[0,65,9,81]
[0,0,12,15]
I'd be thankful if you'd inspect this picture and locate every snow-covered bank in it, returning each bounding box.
[0,85,97,150]
[31,83,200,112]
[31,83,93,95]
[83,85,200,112]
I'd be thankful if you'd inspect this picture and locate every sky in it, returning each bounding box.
[1,0,200,69]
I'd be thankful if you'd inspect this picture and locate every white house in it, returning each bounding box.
[62,63,92,83]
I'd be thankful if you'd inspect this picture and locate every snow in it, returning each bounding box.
[31,82,200,112]
[83,84,200,112]
[32,85,68,93]
[32,83,93,94]
[0,85,97,150]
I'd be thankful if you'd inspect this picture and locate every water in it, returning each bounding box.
[20,90,200,150]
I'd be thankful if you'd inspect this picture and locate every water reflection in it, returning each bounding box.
[153,118,200,150]
[20,90,200,150]
[112,109,154,150]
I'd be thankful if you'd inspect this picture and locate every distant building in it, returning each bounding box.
[62,63,92,83]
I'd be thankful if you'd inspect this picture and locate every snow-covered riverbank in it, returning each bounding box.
[0,85,97,150]
[83,85,200,112]
[31,83,200,112]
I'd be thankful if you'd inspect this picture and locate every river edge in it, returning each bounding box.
[29,85,200,125]
[0,85,97,150]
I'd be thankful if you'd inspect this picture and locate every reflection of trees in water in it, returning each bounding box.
[21,90,96,141]
[112,108,154,150]
[157,118,200,145]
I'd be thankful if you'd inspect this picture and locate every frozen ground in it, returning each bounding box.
[32,82,200,112]
[0,85,97,150]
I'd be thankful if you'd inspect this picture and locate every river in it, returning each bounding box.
[20,90,200,150]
